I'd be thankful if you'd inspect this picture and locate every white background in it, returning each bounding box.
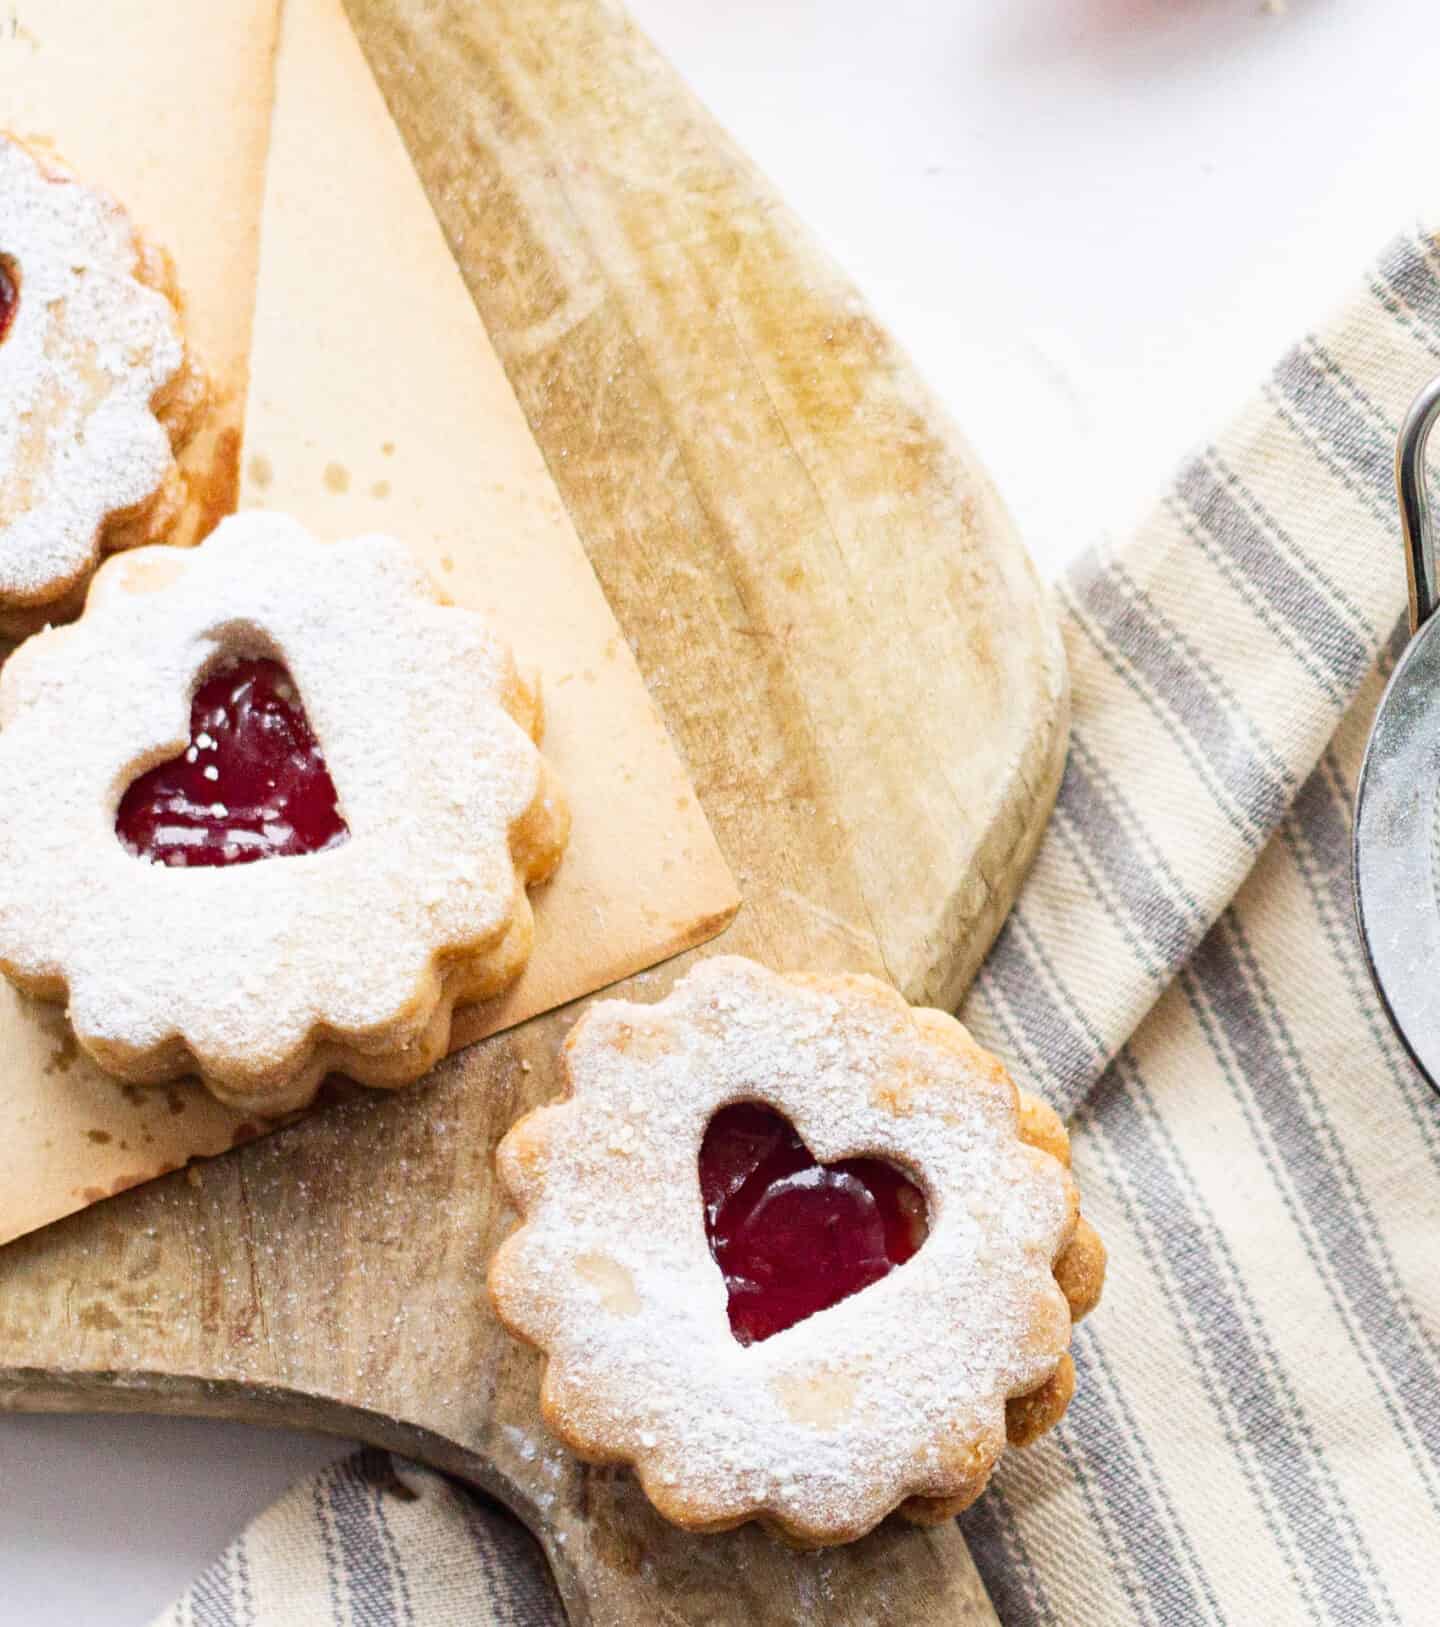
[5,0,1438,1620]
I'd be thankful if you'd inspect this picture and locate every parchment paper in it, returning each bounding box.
[0,0,739,1245]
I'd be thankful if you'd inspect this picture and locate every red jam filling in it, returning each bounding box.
[699,1102,928,1345]
[116,657,349,868]
[0,257,18,344]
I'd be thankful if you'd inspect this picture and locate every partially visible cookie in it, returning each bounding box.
[0,133,207,640]
[489,956,1105,1548]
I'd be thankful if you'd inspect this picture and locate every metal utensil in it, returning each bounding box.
[1354,374,1440,1091]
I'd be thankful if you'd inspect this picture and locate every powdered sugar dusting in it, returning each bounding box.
[491,956,1076,1544]
[0,135,189,606]
[0,513,568,1111]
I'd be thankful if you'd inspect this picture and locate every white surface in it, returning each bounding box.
[0,1415,343,1623]
[635,0,1440,583]
[2,0,1436,1620]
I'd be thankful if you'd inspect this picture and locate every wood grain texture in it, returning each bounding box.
[351,0,1068,1012]
[0,1,1067,1621]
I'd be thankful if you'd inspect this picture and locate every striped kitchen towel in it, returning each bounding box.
[155,1449,564,1627]
[158,225,1440,1627]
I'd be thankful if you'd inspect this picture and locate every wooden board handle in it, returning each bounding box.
[0,1364,1000,1626]
[544,1476,1000,1627]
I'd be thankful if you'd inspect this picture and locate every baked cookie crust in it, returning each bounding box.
[0,133,207,640]
[0,513,568,1113]
[490,956,1105,1547]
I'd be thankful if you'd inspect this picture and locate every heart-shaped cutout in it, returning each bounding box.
[116,656,349,867]
[699,1102,928,1345]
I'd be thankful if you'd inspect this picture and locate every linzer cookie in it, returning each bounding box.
[0,133,207,639]
[0,512,568,1114]
[489,956,1105,1547]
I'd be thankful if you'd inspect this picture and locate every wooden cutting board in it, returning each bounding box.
[0,1,1068,1622]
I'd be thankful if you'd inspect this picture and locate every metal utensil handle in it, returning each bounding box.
[1397,373,1440,633]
